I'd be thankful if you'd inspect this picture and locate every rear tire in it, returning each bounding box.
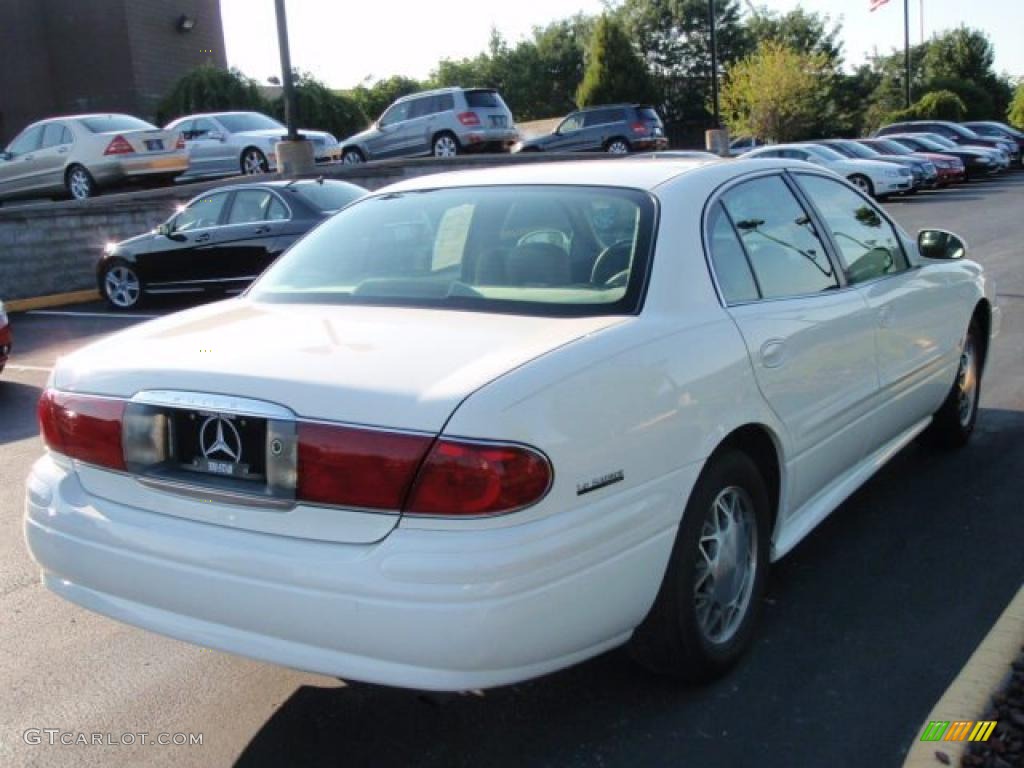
[920,320,982,450]
[342,148,365,164]
[629,450,770,683]
[432,132,459,158]
[606,138,631,155]
[66,165,96,200]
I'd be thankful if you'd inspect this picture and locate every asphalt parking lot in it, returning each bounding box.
[1,173,1022,768]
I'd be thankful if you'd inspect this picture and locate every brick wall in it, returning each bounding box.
[0,152,612,303]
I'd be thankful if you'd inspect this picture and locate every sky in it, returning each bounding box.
[220,0,1023,92]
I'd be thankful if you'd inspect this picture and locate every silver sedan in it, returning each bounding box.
[165,112,341,179]
[0,114,187,201]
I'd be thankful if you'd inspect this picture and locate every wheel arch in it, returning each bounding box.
[709,423,783,539]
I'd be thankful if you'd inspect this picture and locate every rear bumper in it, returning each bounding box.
[632,137,670,151]
[24,454,690,690]
[90,154,189,185]
[459,128,519,152]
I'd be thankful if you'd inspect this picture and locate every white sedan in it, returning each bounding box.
[26,158,999,691]
[745,142,914,198]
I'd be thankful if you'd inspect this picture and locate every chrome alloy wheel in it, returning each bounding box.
[242,150,267,174]
[342,150,363,164]
[68,168,92,199]
[694,486,758,645]
[851,175,871,194]
[957,335,978,428]
[433,135,458,157]
[607,140,630,154]
[104,266,141,308]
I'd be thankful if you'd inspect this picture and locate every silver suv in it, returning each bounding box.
[340,87,518,163]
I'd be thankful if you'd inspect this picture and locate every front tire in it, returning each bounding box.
[629,450,770,683]
[101,260,144,310]
[241,148,269,175]
[920,320,982,449]
[432,132,459,158]
[66,165,96,200]
[848,174,875,197]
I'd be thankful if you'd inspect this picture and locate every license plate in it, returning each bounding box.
[489,116,507,128]
[145,139,164,151]
[173,410,266,481]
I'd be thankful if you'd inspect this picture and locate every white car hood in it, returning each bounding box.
[55,300,625,432]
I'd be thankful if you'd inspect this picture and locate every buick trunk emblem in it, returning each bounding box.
[200,415,242,462]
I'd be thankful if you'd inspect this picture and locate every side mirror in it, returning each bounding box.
[918,229,966,260]
[208,131,225,142]
[157,222,174,237]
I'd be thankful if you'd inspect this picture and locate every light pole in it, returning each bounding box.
[273,0,314,174]
[709,0,720,128]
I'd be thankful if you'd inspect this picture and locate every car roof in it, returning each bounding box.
[395,86,498,102]
[573,104,644,111]
[373,157,818,195]
[27,113,144,126]
[168,111,269,122]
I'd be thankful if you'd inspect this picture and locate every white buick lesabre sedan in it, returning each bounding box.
[26,158,999,691]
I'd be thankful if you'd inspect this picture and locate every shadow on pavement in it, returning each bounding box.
[233,408,1024,768]
[0,378,44,445]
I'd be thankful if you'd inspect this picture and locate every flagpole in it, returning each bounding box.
[904,0,911,108]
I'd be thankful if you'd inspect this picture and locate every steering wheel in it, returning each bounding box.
[591,239,634,285]
[517,229,570,250]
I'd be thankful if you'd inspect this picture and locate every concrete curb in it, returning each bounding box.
[903,585,1024,767]
[6,289,99,313]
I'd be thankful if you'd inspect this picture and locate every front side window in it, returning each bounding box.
[559,114,584,133]
[795,174,907,285]
[216,113,283,133]
[174,193,229,232]
[720,176,838,299]
[407,97,435,119]
[250,185,655,316]
[379,102,411,127]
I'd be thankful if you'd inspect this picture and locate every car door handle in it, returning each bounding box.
[254,226,271,235]
[878,305,894,328]
[195,233,211,243]
[57,147,69,154]
[22,155,34,161]
[759,339,787,368]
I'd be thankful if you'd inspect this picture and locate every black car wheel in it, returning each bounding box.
[241,148,269,175]
[66,165,96,200]
[102,260,144,310]
[342,148,365,164]
[629,450,770,682]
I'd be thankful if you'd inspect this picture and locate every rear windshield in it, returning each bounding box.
[217,113,284,133]
[637,107,662,124]
[464,90,500,108]
[287,181,365,212]
[250,185,656,316]
[80,115,156,133]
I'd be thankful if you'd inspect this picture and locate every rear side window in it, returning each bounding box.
[583,110,612,127]
[407,96,435,119]
[707,202,759,304]
[436,93,454,112]
[795,174,907,284]
[464,90,500,108]
[41,123,67,148]
[80,115,156,133]
[227,189,275,225]
[720,176,838,299]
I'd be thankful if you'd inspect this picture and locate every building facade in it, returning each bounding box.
[0,0,226,144]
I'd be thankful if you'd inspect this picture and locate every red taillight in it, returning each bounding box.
[174,133,185,150]
[631,121,647,135]
[457,111,481,127]
[103,135,135,156]
[296,423,432,510]
[406,439,551,517]
[38,389,126,470]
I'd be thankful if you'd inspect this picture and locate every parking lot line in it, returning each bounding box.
[27,310,158,320]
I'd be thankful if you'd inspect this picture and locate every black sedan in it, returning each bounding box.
[97,179,365,309]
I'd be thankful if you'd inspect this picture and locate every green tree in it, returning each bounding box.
[576,15,657,107]
[347,76,423,122]
[913,90,968,121]
[157,66,267,125]
[619,0,750,124]
[1009,82,1024,129]
[719,41,828,142]
[272,72,366,140]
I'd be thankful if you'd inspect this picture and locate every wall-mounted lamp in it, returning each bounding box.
[176,14,196,32]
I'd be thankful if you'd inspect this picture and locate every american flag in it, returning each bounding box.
[869,0,891,10]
